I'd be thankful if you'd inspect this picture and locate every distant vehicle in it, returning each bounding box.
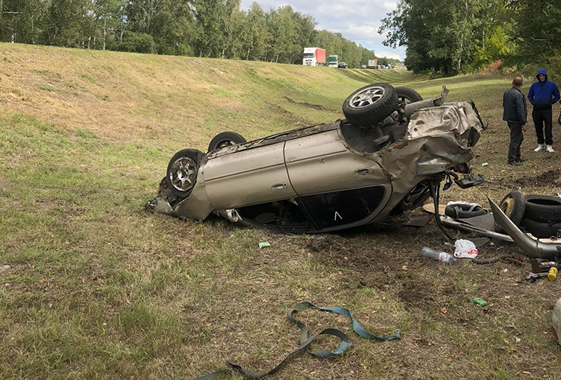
[361,65,367,69]
[302,47,326,66]
[368,59,378,69]
[328,55,339,68]
[338,62,348,68]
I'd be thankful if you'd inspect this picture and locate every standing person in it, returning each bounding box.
[503,76,528,166]
[528,69,560,152]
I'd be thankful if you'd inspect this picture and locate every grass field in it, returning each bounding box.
[2,43,561,379]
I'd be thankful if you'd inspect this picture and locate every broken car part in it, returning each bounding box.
[489,197,560,259]
[522,271,549,282]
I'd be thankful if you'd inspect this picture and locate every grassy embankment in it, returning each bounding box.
[1,43,561,379]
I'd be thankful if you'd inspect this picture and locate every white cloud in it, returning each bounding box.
[240,0,406,60]
[375,51,402,60]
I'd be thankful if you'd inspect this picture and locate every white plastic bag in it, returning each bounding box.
[453,239,478,259]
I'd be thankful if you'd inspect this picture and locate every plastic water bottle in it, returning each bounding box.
[421,247,457,264]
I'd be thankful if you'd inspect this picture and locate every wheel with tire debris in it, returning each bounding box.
[495,191,525,232]
[342,83,399,127]
[523,194,561,223]
[521,218,561,238]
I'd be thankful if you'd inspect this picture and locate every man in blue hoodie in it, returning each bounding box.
[527,69,560,152]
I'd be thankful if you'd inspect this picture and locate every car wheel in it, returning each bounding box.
[166,149,204,198]
[395,87,423,103]
[495,191,525,231]
[521,218,561,238]
[342,83,398,127]
[208,131,246,152]
[523,194,561,223]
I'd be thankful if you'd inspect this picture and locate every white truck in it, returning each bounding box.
[302,47,326,66]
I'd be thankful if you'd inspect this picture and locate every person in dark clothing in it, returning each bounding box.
[527,69,560,152]
[503,76,527,166]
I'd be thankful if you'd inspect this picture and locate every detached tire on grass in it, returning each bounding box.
[523,194,561,223]
[495,191,526,232]
[342,83,398,127]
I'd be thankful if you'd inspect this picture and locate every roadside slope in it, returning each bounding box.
[0,43,418,150]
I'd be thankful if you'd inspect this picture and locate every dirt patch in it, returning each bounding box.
[284,96,330,111]
[514,169,561,187]
[397,278,436,308]
[267,103,310,126]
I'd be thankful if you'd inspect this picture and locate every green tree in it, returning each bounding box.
[150,0,194,55]
[509,0,561,64]
[266,6,298,63]
[46,0,93,47]
[191,0,237,58]
[360,48,376,66]
[0,0,49,44]
[380,0,488,74]
[240,3,269,61]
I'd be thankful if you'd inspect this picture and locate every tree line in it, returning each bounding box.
[0,0,381,68]
[378,0,561,75]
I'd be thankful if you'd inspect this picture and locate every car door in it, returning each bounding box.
[284,128,393,230]
[203,142,297,209]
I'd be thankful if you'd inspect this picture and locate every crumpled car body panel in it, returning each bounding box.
[157,97,485,234]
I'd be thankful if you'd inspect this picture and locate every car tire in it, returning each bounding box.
[444,203,487,219]
[523,194,561,223]
[342,83,398,127]
[495,191,525,231]
[395,87,423,103]
[521,218,561,238]
[166,148,204,199]
[208,131,246,152]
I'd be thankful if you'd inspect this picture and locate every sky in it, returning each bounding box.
[239,0,406,61]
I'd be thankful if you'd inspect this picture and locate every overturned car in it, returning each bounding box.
[147,83,486,233]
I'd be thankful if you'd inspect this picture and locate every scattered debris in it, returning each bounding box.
[472,252,515,265]
[258,242,271,249]
[193,301,400,379]
[522,271,548,282]
[548,267,558,281]
[453,239,478,259]
[490,198,559,259]
[473,298,488,307]
[468,237,492,248]
[404,215,431,227]
[421,247,456,263]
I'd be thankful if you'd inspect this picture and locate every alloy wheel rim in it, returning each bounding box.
[349,86,385,109]
[169,156,197,192]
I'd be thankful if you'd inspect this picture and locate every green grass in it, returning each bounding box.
[2,43,561,379]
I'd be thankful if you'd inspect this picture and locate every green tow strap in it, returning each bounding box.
[193,301,401,380]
